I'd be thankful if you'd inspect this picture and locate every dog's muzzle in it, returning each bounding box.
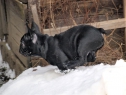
[19,47,31,57]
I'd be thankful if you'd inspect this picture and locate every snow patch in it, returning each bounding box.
[0,59,126,95]
[0,50,15,86]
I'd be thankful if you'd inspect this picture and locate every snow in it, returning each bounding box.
[103,59,126,95]
[0,59,126,95]
[0,50,15,85]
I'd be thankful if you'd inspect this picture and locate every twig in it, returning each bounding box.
[69,10,77,26]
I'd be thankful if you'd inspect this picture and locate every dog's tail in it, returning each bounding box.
[98,28,106,34]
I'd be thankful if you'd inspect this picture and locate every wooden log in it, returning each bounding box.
[6,5,28,67]
[0,0,7,36]
[91,18,126,30]
[0,42,25,76]
[123,0,126,51]
[31,4,41,32]
[6,0,26,35]
[43,18,126,36]
[9,9,26,35]
[9,0,27,20]
[28,0,42,33]
[0,1,2,38]
[9,23,24,45]
[5,0,29,69]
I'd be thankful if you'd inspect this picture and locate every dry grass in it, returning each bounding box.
[26,0,123,31]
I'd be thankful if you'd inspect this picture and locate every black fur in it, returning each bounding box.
[19,21,106,70]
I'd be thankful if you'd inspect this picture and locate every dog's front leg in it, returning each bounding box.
[57,62,69,71]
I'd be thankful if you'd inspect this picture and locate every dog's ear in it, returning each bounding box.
[26,23,38,44]
[31,21,41,34]
[32,34,38,44]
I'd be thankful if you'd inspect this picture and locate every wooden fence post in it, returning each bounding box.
[28,0,43,33]
[124,0,126,51]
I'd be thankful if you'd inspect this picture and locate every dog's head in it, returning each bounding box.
[19,21,41,57]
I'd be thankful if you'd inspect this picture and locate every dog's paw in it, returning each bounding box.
[56,68,75,74]
[62,61,76,70]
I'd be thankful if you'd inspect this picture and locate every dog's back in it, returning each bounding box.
[54,25,105,61]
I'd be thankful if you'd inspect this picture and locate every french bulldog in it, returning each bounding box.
[19,21,106,70]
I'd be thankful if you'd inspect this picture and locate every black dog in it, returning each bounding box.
[19,21,106,70]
